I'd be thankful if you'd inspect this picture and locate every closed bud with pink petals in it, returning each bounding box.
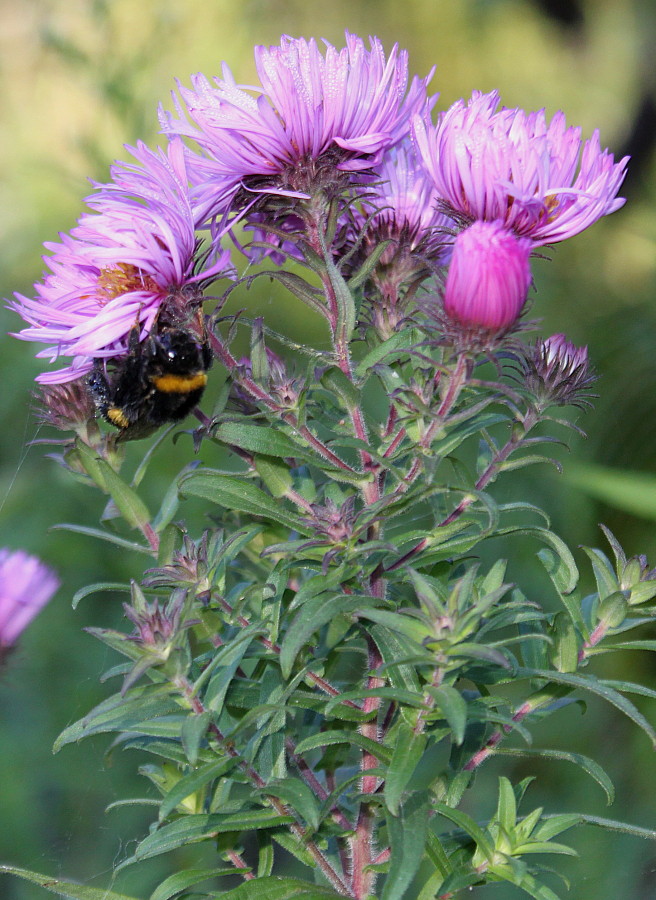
[443,220,533,332]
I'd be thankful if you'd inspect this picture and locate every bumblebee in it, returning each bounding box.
[88,322,213,441]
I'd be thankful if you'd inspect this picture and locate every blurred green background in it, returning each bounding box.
[1,1,656,897]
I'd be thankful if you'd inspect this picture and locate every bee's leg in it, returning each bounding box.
[128,320,143,352]
[87,362,111,418]
[201,339,213,371]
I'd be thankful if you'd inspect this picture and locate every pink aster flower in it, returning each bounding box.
[443,220,533,331]
[0,549,59,653]
[9,139,230,384]
[413,90,628,246]
[353,138,451,262]
[160,32,435,211]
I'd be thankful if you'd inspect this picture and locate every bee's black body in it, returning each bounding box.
[88,323,213,441]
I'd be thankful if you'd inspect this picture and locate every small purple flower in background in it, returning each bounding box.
[160,33,435,209]
[413,90,628,246]
[523,332,596,407]
[0,549,59,656]
[443,220,533,332]
[9,139,230,384]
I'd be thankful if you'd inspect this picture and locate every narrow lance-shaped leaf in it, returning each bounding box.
[385,722,427,815]
[215,876,345,899]
[381,793,431,900]
[515,667,656,747]
[179,470,309,532]
[149,867,247,900]
[0,867,139,900]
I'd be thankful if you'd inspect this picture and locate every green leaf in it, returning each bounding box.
[255,455,293,498]
[548,612,579,673]
[596,591,628,629]
[506,527,579,595]
[425,685,467,745]
[121,811,294,867]
[71,581,127,610]
[266,270,328,320]
[538,548,587,636]
[159,758,237,821]
[515,667,656,747]
[51,524,151,554]
[445,642,512,669]
[201,625,263,715]
[0,866,138,900]
[215,876,343,899]
[433,803,495,861]
[347,239,392,290]
[214,422,307,459]
[280,593,384,678]
[370,625,422,694]
[151,474,183,532]
[385,723,427,815]
[496,776,517,834]
[354,330,420,377]
[75,441,151,529]
[382,792,431,900]
[580,546,619,601]
[531,813,583,841]
[150,867,243,900]
[294,729,392,764]
[179,470,308,532]
[324,245,356,346]
[487,866,563,900]
[54,685,180,751]
[259,777,321,831]
[496,748,614,804]
[576,814,656,841]
[352,607,428,643]
[320,366,361,409]
[180,711,212,766]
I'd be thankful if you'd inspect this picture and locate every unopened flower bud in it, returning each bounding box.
[444,221,532,332]
[36,378,96,433]
[523,333,596,408]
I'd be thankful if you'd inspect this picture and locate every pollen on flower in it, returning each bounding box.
[97,264,160,304]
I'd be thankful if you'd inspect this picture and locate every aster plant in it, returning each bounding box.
[4,31,655,900]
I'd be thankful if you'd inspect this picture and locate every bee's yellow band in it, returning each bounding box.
[151,372,207,393]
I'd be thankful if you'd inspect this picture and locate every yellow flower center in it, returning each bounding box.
[97,263,159,303]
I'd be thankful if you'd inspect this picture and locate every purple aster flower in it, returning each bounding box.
[160,32,435,211]
[413,90,628,246]
[353,137,451,262]
[344,138,451,337]
[0,549,59,653]
[443,220,533,332]
[9,139,230,384]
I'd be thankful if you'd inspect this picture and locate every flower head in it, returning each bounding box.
[522,333,596,407]
[343,139,451,338]
[353,138,451,262]
[160,33,435,210]
[414,90,628,246]
[442,220,533,332]
[0,549,59,653]
[9,139,230,384]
